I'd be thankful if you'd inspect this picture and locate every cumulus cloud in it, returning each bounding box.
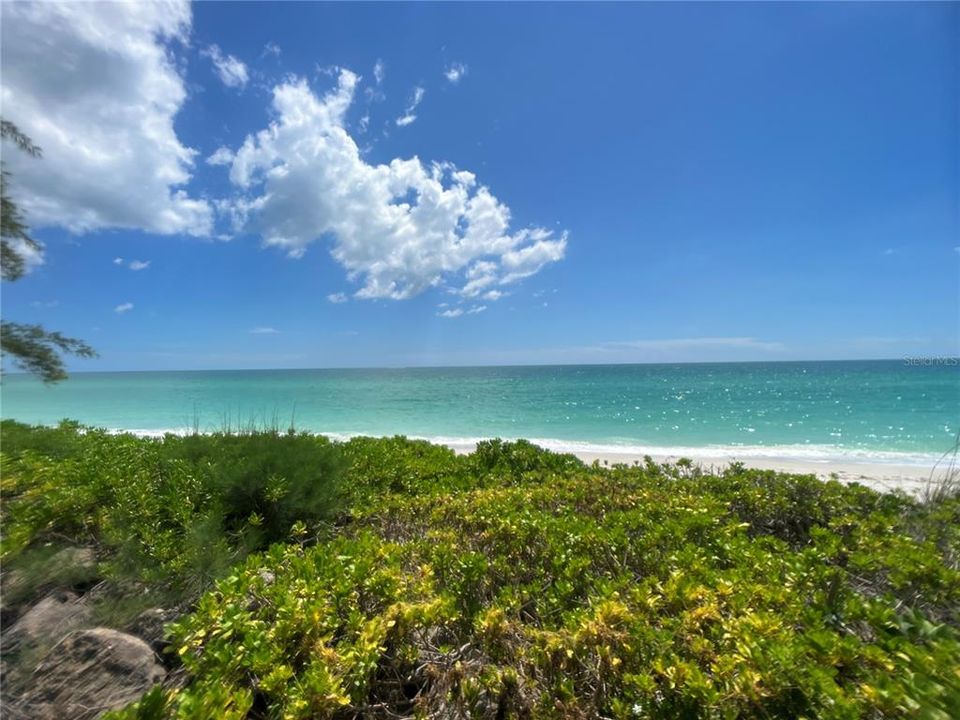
[202,44,249,89]
[113,257,125,266]
[444,62,468,84]
[438,308,463,318]
[114,302,134,314]
[0,1,212,236]
[215,70,566,301]
[327,292,348,304]
[206,146,235,166]
[395,86,425,127]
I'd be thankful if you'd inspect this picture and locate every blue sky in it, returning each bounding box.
[1,1,957,370]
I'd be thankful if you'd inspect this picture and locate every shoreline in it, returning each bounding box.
[576,450,939,494]
[441,442,947,495]
[53,424,960,494]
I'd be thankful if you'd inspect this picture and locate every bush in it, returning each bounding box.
[5,421,957,718]
[121,462,959,718]
[1,422,345,600]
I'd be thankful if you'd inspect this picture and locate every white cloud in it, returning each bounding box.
[327,292,348,304]
[444,62,468,84]
[249,326,279,334]
[357,115,370,133]
[0,1,212,236]
[30,299,59,308]
[206,146,235,166]
[373,59,385,85]
[482,290,505,301]
[500,230,568,284]
[395,86,425,127]
[216,70,565,301]
[114,302,134,314]
[262,42,281,58]
[114,257,150,271]
[202,44,249,89]
[438,304,485,318]
[4,237,45,275]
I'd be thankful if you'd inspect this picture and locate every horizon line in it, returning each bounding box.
[4,356,957,377]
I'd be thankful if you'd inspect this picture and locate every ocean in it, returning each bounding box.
[1,360,957,465]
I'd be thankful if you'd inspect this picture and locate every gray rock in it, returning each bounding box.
[1,547,97,619]
[14,628,166,719]
[4,590,92,653]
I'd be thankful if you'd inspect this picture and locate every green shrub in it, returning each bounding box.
[5,421,957,718]
[122,464,959,718]
[1,422,345,600]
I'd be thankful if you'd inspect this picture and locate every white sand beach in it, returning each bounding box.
[571,450,943,495]
[445,441,947,495]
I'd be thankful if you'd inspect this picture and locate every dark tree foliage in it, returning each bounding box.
[1,121,41,282]
[1,119,96,382]
[0,323,97,383]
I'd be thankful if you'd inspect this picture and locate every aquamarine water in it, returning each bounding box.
[1,361,957,464]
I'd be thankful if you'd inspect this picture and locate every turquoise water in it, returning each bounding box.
[1,361,957,464]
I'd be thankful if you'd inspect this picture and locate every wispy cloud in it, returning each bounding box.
[396,86,425,127]
[438,304,486,318]
[30,300,59,308]
[249,326,279,334]
[327,292,348,304]
[262,42,281,58]
[114,302,134,314]
[604,337,785,353]
[113,257,151,271]
[373,59,385,85]
[202,44,249,89]
[444,62,468,84]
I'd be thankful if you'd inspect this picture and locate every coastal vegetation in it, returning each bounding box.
[1,420,958,718]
